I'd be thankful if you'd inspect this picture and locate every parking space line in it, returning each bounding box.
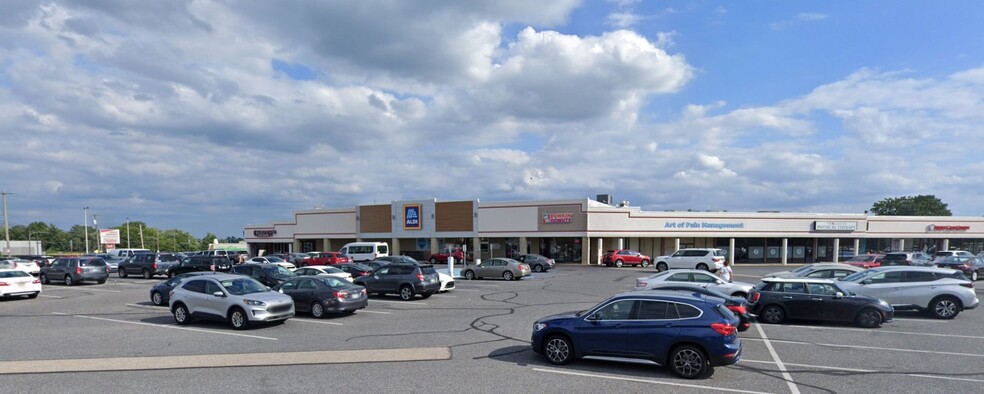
[357,310,392,315]
[755,323,801,394]
[457,283,500,288]
[292,318,343,326]
[532,367,775,394]
[51,312,278,340]
[39,294,63,299]
[370,299,428,306]
[764,323,984,340]
[452,289,481,292]
[125,303,166,311]
[42,287,121,293]
[743,337,984,358]
[431,294,456,298]
[743,359,984,383]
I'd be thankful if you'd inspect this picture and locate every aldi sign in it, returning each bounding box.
[404,204,422,230]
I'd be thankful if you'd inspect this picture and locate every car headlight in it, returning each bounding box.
[243,299,267,306]
[534,323,547,332]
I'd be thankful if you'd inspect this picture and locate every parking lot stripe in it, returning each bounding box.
[743,359,984,383]
[292,318,343,326]
[743,337,984,358]
[532,367,775,394]
[51,312,278,340]
[0,347,452,375]
[452,288,481,292]
[38,294,63,299]
[431,294,456,298]
[457,283,500,288]
[755,323,801,394]
[125,303,166,311]
[42,287,121,293]
[370,299,428,306]
[357,310,392,314]
[764,323,984,340]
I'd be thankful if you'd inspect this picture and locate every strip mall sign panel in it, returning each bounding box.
[814,221,859,232]
[542,212,573,224]
[99,229,120,245]
[404,204,422,230]
[253,229,277,237]
[927,224,970,232]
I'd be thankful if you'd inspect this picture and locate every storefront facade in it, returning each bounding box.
[243,198,984,265]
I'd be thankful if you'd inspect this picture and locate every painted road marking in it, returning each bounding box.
[38,294,63,299]
[431,294,456,298]
[765,323,984,340]
[452,288,481,292]
[125,303,167,311]
[0,347,452,375]
[357,310,392,315]
[51,312,278,340]
[457,283,500,288]
[43,287,121,293]
[370,299,428,306]
[755,323,801,394]
[533,367,775,394]
[743,359,984,383]
[743,337,984,358]
[292,318,343,326]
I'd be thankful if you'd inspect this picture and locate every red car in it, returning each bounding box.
[603,249,652,268]
[302,252,350,267]
[429,249,465,264]
[843,254,884,269]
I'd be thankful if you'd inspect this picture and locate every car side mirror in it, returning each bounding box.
[862,279,872,285]
[834,292,844,299]
[212,291,226,297]
[585,313,600,322]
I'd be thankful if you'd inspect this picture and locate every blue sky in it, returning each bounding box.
[0,0,983,238]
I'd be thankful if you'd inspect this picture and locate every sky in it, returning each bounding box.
[2,0,984,238]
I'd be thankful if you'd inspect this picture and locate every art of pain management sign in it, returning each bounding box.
[404,204,422,230]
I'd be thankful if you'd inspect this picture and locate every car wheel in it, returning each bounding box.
[151,291,164,306]
[464,270,475,280]
[40,273,49,284]
[311,301,326,318]
[641,260,651,268]
[656,262,668,272]
[532,264,543,273]
[64,275,75,286]
[930,296,960,319]
[855,308,882,328]
[229,308,249,330]
[142,269,151,279]
[430,257,438,264]
[615,259,623,268]
[670,345,710,379]
[761,305,785,324]
[544,335,575,365]
[696,263,709,271]
[173,304,191,325]
[503,271,514,281]
[399,285,415,301]
[118,269,127,278]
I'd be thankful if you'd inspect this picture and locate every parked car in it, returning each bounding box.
[654,248,726,272]
[436,271,455,292]
[429,249,465,264]
[843,254,884,269]
[764,263,863,280]
[530,290,742,379]
[353,263,441,301]
[933,250,975,260]
[1,259,40,276]
[292,265,353,281]
[641,283,752,332]
[169,273,295,329]
[339,242,390,262]
[275,275,367,317]
[517,254,556,272]
[102,255,125,273]
[934,256,984,281]
[229,263,296,287]
[166,255,233,277]
[249,256,296,270]
[602,249,652,268]
[361,261,389,271]
[635,269,755,299]
[40,256,109,285]
[882,252,933,267]
[335,263,374,279]
[303,252,350,266]
[461,258,531,281]
[374,255,419,265]
[837,266,978,319]
[750,278,893,328]
[0,269,42,299]
[118,253,178,279]
[149,271,222,306]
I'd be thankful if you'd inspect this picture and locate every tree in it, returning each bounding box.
[870,195,952,216]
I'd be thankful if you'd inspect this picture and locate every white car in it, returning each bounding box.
[654,248,726,272]
[292,265,353,281]
[635,269,755,298]
[837,266,979,319]
[249,256,296,270]
[0,259,39,276]
[437,271,455,292]
[0,269,42,299]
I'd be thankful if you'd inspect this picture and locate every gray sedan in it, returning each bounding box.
[635,269,755,298]
[764,263,863,280]
[462,258,531,281]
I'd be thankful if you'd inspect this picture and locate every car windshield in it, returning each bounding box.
[261,265,295,278]
[220,278,267,295]
[841,269,880,282]
[0,270,30,278]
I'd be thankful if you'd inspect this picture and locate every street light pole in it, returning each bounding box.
[126,217,131,249]
[83,206,90,254]
[2,191,11,257]
[92,214,99,252]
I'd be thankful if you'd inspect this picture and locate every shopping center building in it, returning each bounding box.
[243,198,984,265]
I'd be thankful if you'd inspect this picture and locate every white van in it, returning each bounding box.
[339,242,389,262]
[107,248,152,259]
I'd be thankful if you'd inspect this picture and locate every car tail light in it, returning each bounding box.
[728,305,748,315]
[636,281,646,287]
[168,290,174,298]
[33,279,41,284]
[711,322,736,336]
[712,257,723,262]
[152,263,158,270]
[332,291,349,301]
[960,282,974,288]
[105,266,109,273]
[210,265,216,271]
[416,274,425,282]
[76,267,82,275]
[0,282,8,286]
[750,292,761,303]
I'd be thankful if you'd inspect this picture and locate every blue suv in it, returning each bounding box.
[531,290,742,379]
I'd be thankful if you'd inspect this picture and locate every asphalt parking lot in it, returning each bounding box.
[3,264,983,393]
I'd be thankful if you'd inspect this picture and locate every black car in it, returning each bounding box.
[275,275,368,317]
[353,263,441,301]
[118,252,176,279]
[935,256,984,281]
[643,283,752,332]
[166,256,233,277]
[229,263,295,287]
[335,263,374,279]
[149,271,222,306]
[750,278,893,328]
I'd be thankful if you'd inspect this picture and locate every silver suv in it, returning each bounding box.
[169,273,295,329]
[837,266,978,319]
[654,248,726,272]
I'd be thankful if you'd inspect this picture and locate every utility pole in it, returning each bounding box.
[139,224,145,249]
[92,214,99,253]
[2,191,10,257]
[83,206,90,255]
[126,217,131,249]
